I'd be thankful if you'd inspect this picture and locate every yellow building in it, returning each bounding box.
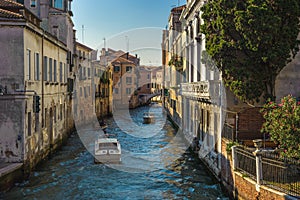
[111,55,138,109]
[92,59,113,118]
[74,42,96,126]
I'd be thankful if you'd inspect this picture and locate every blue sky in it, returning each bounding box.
[72,0,185,64]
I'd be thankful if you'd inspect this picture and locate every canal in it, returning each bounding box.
[1,104,229,199]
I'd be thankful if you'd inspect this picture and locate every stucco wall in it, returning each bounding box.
[0,98,25,163]
[0,27,24,92]
[275,51,300,102]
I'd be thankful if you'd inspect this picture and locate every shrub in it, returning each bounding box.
[261,95,300,159]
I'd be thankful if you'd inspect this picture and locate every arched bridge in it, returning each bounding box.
[138,92,161,104]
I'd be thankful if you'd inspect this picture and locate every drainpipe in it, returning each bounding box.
[235,113,238,141]
[41,31,44,132]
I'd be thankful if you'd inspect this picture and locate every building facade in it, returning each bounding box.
[74,42,96,126]
[163,1,225,177]
[0,0,75,169]
[163,0,300,182]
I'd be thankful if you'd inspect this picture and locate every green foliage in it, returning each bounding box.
[100,77,108,84]
[226,141,239,152]
[168,56,183,73]
[201,0,300,103]
[261,95,300,159]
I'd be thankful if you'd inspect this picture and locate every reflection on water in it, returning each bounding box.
[1,104,229,200]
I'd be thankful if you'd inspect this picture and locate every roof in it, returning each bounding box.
[76,41,94,51]
[171,4,186,13]
[111,56,135,65]
[0,8,23,19]
[0,0,24,8]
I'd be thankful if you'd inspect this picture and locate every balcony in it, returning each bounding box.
[181,81,209,99]
[181,81,222,103]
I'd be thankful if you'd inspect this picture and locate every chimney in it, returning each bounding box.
[126,52,129,59]
[101,48,106,56]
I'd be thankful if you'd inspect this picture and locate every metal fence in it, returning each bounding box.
[222,123,235,141]
[261,152,300,197]
[235,147,256,179]
[234,146,300,197]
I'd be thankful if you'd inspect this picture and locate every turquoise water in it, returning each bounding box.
[1,105,229,200]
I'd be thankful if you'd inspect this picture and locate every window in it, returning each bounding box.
[43,56,48,81]
[59,62,63,82]
[30,0,36,7]
[49,58,53,81]
[27,112,31,137]
[83,67,86,77]
[26,49,31,80]
[114,66,120,72]
[147,83,150,89]
[126,88,131,95]
[126,77,132,84]
[34,53,39,81]
[83,87,87,98]
[35,112,39,132]
[59,104,62,120]
[64,63,67,83]
[53,0,64,9]
[147,74,150,79]
[126,66,132,73]
[114,88,119,94]
[54,60,57,82]
[88,68,91,78]
[54,106,57,123]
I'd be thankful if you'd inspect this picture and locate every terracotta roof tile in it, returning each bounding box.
[171,5,186,12]
[0,0,24,7]
[111,56,135,65]
[0,8,23,19]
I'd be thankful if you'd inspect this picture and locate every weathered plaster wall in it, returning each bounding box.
[275,50,300,102]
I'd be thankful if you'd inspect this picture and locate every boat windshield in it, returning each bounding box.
[99,143,118,149]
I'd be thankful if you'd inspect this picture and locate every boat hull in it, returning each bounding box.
[143,117,154,124]
[94,154,121,164]
[94,138,121,164]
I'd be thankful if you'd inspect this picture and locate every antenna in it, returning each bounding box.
[82,25,85,43]
[103,37,106,49]
[125,36,129,52]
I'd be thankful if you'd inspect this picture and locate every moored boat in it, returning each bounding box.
[143,112,154,124]
[94,137,121,164]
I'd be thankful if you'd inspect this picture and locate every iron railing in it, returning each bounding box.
[234,146,300,197]
[222,123,235,141]
[235,147,256,179]
[261,152,300,197]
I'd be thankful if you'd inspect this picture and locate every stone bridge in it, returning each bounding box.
[138,92,161,104]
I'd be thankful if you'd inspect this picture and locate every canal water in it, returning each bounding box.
[1,104,229,200]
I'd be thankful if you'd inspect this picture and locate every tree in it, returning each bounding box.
[201,0,300,103]
[261,95,300,159]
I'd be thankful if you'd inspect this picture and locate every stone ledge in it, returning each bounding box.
[0,163,23,178]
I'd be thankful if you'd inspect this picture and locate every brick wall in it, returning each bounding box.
[237,107,264,140]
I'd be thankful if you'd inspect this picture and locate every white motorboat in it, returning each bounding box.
[143,112,155,124]
[94,137,121,164]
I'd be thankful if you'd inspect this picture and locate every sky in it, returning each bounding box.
[72,0,185,65]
